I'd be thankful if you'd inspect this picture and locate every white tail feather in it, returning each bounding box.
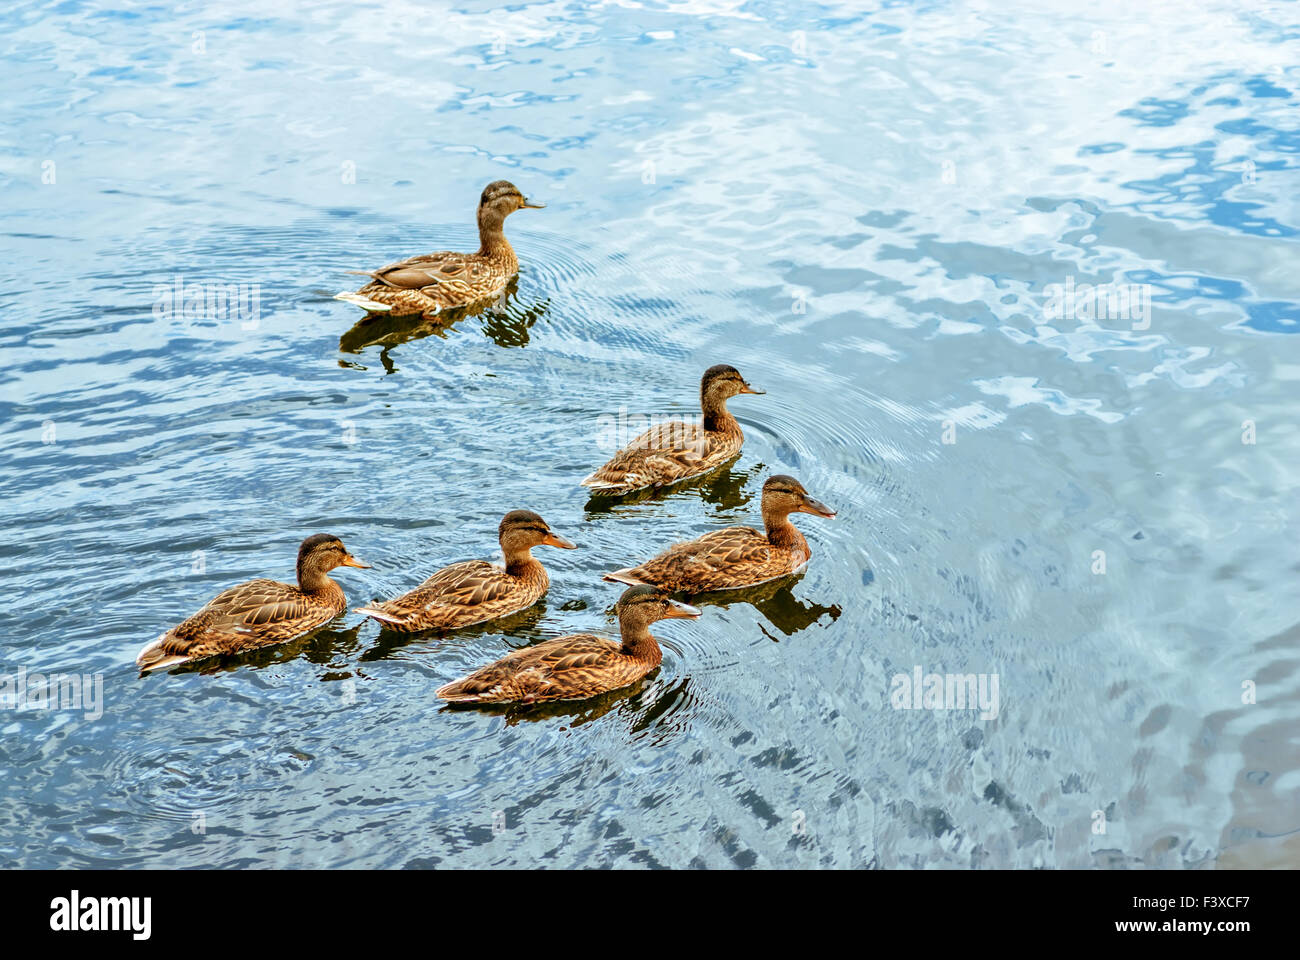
[334,291,392,312]
[354,606,405,625]
[581,471,638,489]
[136,636,189,672]
[602,570,647,587]
[140,654,190,673]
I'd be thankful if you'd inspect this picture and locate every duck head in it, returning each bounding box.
[479,180,544,220]
[296,533,370,589]
[700,363,764,406]
[615,584,701,629]
[498,509,577,554]
[762,474,836,519]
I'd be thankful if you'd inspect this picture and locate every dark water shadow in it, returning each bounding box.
[689,577,842,639]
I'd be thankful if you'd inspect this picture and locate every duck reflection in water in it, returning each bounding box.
[694,576,842,639]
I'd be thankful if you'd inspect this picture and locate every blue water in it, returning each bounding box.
[1,0,1298,868]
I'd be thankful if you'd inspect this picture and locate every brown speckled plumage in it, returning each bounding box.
[136,534,370,673]
[335,181,542,317]
[354,510,575,632]
[436,585,700,705]
[580,364,764,496]
[604,475,836,593]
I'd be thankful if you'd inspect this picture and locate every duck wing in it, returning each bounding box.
[606,526,774,591]
[341,252,508,314]
[582,421,733,493]
[139,579,330,670]
[361,252,480,290]
[436,634,621,702]
[355,559,531,631]
[178,579,318,637]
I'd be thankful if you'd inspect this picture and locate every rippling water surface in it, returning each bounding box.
[2,0,1298,868]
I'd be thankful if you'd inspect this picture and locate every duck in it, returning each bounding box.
[353,510,575,632]
[335,180,544,317]
[603,474,836,593]
[436,585,700,704]
[137,534,370,672]
[580,364,764,496]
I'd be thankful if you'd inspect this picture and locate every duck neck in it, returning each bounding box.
[702,393,740,435]
[503,543,545,582]
[618,620,663,664]
[763,507,808,553]
[296,559,337,595]
[476,207,515,263]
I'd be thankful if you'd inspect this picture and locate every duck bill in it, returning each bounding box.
[740,383,765,395]
[542,532,577,549]
[800,497,836,518]
[521,198,545,209]
[341,555,372,568]
[662,600,702,620]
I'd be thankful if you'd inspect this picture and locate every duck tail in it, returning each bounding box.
[136,634,189,673]
[334,291,392,312]
[580,471,638,494]
[602,569,648,587]
[354,605,405,625]
[435,679,486,703]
